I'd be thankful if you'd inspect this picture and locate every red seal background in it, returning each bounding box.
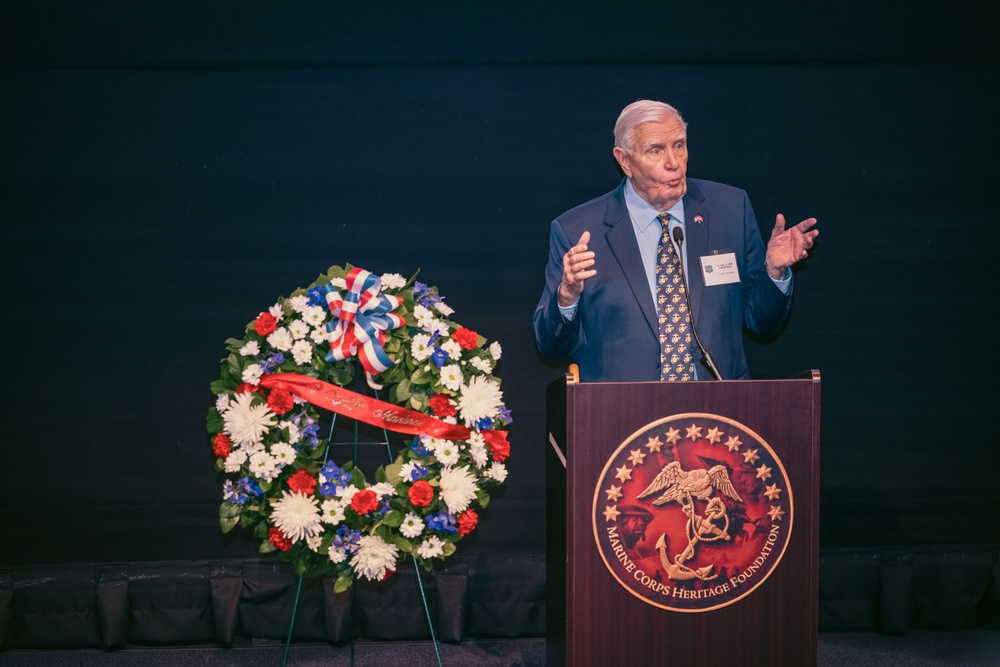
[592,413,793,612]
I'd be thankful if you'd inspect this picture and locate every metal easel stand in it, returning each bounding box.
[280,379,444,667]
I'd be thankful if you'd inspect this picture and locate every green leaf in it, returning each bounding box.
[476,489,491,508]
[382,510,404,527]
[209,379,230,395]
[259,539,276,554]
[384,461,403,484]
[206,408,224,433]
[333,573,354,594]
[393,536,413,553]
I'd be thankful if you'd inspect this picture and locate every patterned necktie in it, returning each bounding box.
[655,213,696,381]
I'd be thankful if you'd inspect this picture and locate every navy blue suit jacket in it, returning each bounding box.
[533,178,792,382]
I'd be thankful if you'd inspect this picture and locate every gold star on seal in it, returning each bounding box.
[756,463,772,481]
[628,449,647,466]
[764,484,782,501]
[768,505,786,521]
[603,505,621,522]
[743,448,760,464]
[614,465,632,482]
[664,427,681,444]
[725,436,742,452]
[685,424,703,441]
[605,485,623,501]
[645,436,663,453]
[705,427,723,444]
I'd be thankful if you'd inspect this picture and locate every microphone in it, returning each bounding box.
[671,225,722,380]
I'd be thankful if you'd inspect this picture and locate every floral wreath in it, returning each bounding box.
[207,264,511,591]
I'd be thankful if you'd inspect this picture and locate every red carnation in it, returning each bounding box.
[350,489,379,515]
[457,510,479,536]
[408,480,435,507]
[212,433,231,458]
[267,387,294,415]
[268,527,293,551]
[452,327,479,350]
[287,470,317,495]
[428,394,457,418]
[255,312,277,336]
[489,438,510,463]
[235,382,264,396]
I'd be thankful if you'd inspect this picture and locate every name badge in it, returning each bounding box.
[700,252,740,286]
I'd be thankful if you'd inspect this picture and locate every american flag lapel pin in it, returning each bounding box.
[694,215,704,224]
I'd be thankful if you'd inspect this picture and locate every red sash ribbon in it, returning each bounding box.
[259,372,508,448]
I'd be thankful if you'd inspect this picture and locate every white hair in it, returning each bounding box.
[614,99,687,152]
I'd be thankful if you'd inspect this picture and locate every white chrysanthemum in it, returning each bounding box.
[417,535,445,559]
[271,491,322,543]
[486,462,508,483]
[224,449,248,473]
[329,277,347,289]
[434,440,461,467]
[223,392,278,446]
[320,498,347,525]
[411,333,433,361]
[249,451,279,481]
[470,357,493,374]
[457,376,503,424]
[239,341,260,357]
[291,339,313,366]
[413,304,433,322]
[303,305,327,327]
[434,301,455,316]
[242,363,264,384]
[306,532,324,552]
[370,482,395,500]
[400,512,425,539]
[337,485,360,503]
[288,295,310,313]
[380,272,406,289]
[329,546,348,564]
[310,327,327,344]
[279,420,301,444]
[216,393,231,413]
[350,535,399,581]
[288,319,310,340]
[439,466,478,514]
[267,328,294,352]
[440,364,463,391]
[240,440,265,457]
[441,339,461,359]
[469,441,488,468]
[489,341,502,360]
[424,319,449,337]
[270,442,297,467]
[269,303,283,318]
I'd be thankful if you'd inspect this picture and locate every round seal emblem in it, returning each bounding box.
[592,413,792,612]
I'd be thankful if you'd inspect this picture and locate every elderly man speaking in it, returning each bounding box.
[533,99,818,382]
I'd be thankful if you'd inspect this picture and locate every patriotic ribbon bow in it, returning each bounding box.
[320,267,405,375]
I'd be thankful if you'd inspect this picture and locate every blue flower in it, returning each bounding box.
[237,477,263,498]
[260,352,286,374]
[410,437,429,457]
[307,287,327,307]
[334,525,362,554]
[320,461,352,495]
[223,480,248,505]
[476,416,493,430]
[408,463,429,481]
[497,406,512,423]
[431,347,449,368]
[427,512,458,533]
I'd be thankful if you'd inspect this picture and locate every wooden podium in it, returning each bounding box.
[546,371,820,667]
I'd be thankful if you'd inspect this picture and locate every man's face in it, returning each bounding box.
[613,117,688,211]
[622,515,649,541]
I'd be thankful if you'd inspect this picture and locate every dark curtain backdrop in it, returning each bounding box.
[2,1,998,569]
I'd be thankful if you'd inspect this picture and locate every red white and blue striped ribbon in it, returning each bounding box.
[320,267,404,375]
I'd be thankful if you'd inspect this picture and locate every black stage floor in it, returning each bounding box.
[1,631,999,666]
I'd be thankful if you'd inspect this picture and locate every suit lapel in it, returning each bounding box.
[604,182,658,337]
[683,181,710,328]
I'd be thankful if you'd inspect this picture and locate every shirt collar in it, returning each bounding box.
[624,178,686,230]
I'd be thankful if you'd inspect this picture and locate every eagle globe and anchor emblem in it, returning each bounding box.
[592,413,793,612]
